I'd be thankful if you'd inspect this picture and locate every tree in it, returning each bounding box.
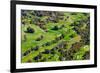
[26,26,35,33]
[51,25,59,30]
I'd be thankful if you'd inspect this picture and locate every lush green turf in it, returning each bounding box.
[21,10,90,63]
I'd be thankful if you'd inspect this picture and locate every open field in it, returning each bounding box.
[21,10,90,63]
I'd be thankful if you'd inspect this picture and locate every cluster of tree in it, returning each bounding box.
[71,15,90,45]
[32,41,67,62]
[23,46,39,56]
[21,10,66,27]
[69,13,90,60]
[22,33,65,58]
[26,41,89,62]
[62,42,83,60]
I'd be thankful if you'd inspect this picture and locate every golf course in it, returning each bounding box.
[21,10,90,63]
